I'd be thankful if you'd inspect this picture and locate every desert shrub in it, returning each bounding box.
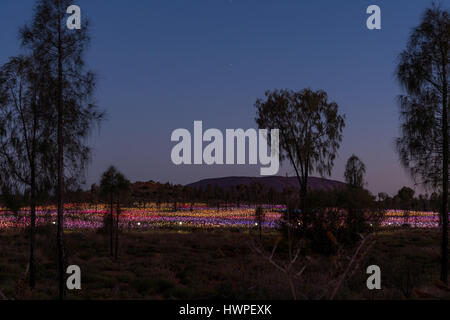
[384,257,429,298]
[335,188,385,246]
[307,209,343,255]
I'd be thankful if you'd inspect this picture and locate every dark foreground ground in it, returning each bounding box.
[0,227,449,300]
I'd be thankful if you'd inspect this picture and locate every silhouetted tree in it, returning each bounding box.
[344,155,366,189]
[100,166,127,258]
[395,5,449,283]
[396,186,415,224]
[114,173,130,260]
[430,192,442,214]
[255,88,345,229]
[341,156,372,243]
[20,0,104,298]
[100,167,116,256]
[396,187,415,209]
[0,55,55,289]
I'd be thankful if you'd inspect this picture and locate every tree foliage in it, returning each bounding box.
[0,53,55,289]
[0,56,55,195]
[255,88,345,219]
[344,155,366,189]
[17,0,105,298]
[396,5,449,188]
[100,166,130,259]
[20,0,104,188]
[396,4,449,283]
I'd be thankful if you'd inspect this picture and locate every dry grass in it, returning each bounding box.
[0,226,449,300]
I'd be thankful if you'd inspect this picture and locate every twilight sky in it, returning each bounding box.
[0,0,441,195]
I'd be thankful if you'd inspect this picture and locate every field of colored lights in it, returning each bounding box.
[0,204,446,230]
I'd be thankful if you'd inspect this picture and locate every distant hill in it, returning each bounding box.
[186,176,346,192]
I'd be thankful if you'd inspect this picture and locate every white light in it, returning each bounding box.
[137,222,141,226]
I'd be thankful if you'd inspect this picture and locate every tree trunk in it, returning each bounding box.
[299,172,309,232]
[29,104,38,289]
[115,199,120,260]
[440,76,448,284]
[56,0,65,300]
[299,185,307,232]
[110,195,114,257]
[29,165,36,289]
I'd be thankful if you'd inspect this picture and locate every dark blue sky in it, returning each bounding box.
[0,0,440,195]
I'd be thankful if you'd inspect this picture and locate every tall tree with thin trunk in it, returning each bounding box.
[100,166,129,260]
[100,167,118,258]
[0,55,55,289]
[115,173,130,260]
[255,88,345,228]
[20,0,104,298]
[396,5,449,283]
